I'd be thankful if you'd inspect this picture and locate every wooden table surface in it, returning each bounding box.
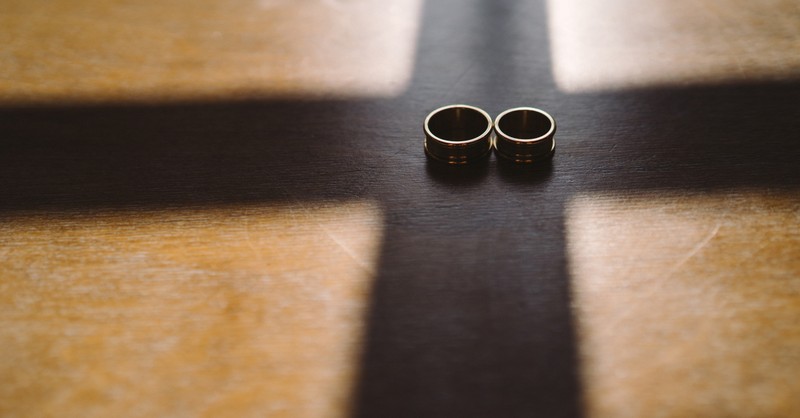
[2,0,799,417]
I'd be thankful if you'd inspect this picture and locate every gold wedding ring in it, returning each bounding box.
[424,104,493,164]
[494,107,556,163]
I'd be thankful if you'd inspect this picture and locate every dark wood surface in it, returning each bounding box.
[2,0,799,417]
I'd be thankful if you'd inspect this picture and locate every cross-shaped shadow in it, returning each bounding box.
[1,0,798,417]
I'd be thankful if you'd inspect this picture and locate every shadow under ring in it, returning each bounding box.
[424,104,494,164]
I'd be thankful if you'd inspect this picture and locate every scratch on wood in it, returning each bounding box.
[319,223,373,273]
[666,223,721,277]
[242,208,265,261]
[442,62,475,100]
[603,222,722,331]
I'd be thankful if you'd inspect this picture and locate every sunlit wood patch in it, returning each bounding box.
[548,0,800,92]
[0,0,422,103]
[0,202,383,417]
[567,191,800,418]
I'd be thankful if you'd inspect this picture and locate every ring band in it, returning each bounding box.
[424,104,493,164]
[494,107,556,163]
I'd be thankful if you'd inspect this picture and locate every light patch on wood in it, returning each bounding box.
[0,0,422,104]
[0,202,384,418]
[567,191,800,418]
[548,0,800,92]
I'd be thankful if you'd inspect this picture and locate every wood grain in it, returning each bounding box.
[0,0,799,417]
[548,0,800,91]
[568,192,800,418]
[0,0,421,103]
[1,204,383,418]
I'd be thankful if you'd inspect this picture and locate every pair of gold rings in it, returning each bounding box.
[424,104,556,164]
